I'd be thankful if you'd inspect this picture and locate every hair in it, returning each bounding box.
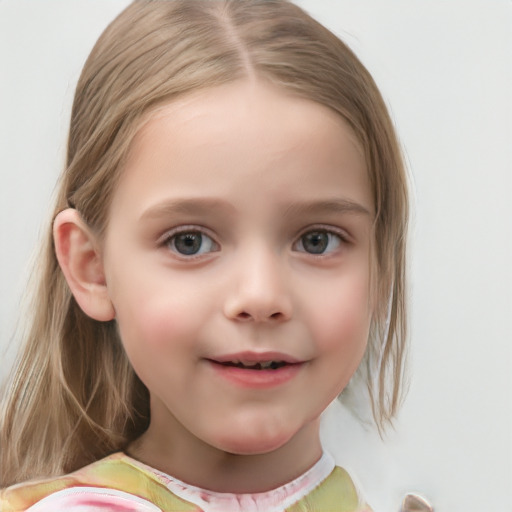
[0,0,408,487]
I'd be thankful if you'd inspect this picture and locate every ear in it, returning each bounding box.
[53,208,115,321]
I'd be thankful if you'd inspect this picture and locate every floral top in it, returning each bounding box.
[1,452,372,511]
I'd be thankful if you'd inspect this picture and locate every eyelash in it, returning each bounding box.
[159,225,350,259]
[159,226,220,259]
[293,226,350,256]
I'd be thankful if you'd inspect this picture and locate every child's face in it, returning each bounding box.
[101,80,373,457]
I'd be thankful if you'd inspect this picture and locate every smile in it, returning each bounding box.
[206,353,305,389]
[217,360,288,370]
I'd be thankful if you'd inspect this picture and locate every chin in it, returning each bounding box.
[213,427,295,456]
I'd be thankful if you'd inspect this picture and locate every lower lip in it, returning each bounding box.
[208,361,304,389]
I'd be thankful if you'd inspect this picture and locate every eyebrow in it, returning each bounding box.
[139,198,236,221]
[283,198,372,218]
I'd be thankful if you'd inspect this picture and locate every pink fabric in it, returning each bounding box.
[26,487,162,512]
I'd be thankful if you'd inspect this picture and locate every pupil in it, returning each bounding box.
[302,231,328,254]
[175,233,202,255]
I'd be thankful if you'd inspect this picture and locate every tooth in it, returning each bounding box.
[224,359,288,369]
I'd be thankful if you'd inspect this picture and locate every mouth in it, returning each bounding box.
[214,360,289,370]
[206,352,304,388]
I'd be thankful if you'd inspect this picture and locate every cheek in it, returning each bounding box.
[311,274,371,346]
[111,274,201,355]
[306,272,371,391]
[113,291,199,389]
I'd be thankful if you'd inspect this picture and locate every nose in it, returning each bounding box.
[223,247,292,323]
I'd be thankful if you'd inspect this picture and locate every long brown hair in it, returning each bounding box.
[0,0,408,487]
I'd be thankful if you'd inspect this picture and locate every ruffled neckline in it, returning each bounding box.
[123,451,335,512]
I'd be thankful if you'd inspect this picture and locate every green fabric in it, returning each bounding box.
[1,452,372,511]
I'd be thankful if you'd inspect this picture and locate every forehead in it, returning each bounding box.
[112,79,371,216]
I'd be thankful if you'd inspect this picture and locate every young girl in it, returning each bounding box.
[0,1,408,510]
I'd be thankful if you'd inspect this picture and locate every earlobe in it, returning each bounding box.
[53,208,115,322]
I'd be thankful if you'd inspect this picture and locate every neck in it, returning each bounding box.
[127,414,323,493]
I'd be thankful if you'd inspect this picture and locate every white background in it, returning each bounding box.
[1,1,511,510]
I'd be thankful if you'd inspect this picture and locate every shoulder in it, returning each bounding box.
[0,453,197,512]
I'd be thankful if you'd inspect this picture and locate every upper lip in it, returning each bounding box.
[209,351,302,364]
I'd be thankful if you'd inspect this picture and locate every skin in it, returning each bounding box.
[55,79,374,493]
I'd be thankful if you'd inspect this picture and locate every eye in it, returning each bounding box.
[164,230,219,256]
[294,229,343,255]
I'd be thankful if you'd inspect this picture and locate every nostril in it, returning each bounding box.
[235,311,284,321]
